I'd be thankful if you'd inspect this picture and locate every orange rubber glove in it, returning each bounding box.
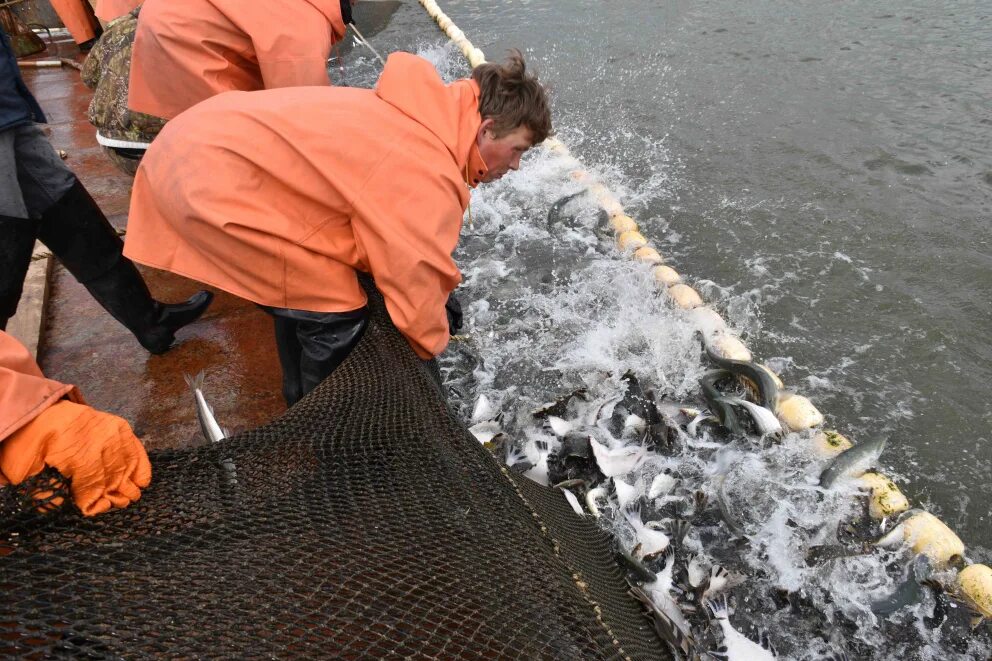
[0,400,152,516]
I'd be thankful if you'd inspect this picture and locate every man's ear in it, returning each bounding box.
[477,117,496,143]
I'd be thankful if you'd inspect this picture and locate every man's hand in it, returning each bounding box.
[445,292,463,335]
[0,400,152,516]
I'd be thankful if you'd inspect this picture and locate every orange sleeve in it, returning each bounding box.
[349,154,464,359]
[254,15,333,89]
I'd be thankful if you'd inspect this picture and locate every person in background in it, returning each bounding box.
[81,7,165,175]
[47,0,101,50]
[127,0,357,122]
[0,331,151,516]
[123,50,552,406]
[0,24,212,353]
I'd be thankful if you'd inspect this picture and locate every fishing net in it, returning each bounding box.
[0,282,671,660]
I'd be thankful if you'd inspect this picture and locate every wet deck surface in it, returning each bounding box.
[23,39,285,452]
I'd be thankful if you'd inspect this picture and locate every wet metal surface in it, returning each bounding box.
[22,41,285,452]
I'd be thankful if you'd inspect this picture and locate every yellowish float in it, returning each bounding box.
[777,391,824,431]
[686,306,727,338]
[610,214,638,234]
[705,332,752,362]
[633,246,663,264]
[652,265,681,287]
[667,284,703,310]
[857,472,910,519]
[811,429,854,457]
[617,230,648,252]
[889,512,965,567]
[957,564,992,619]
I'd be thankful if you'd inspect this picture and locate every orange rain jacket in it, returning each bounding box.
[0,331,81,442]
[127,0,348,120]
[93,0,142,22]
[124,53,488,360]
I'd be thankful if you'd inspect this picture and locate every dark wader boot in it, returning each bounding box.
[33,179,213,353]
[0,216,39,330]
[262,306,369,407]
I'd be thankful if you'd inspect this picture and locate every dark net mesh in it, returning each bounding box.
[0,285,670,660]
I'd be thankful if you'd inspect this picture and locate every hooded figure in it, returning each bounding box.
[127,0,353,121]
[124,51,553,405]
[0,331,151,516]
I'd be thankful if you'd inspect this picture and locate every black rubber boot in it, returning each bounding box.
[0,216,40,330]
[37,179,213,354]
[271,314,304,407]
[262,306,368,407]
[296,307,368,400]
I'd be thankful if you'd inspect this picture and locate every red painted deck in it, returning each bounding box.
[22,37,285,452]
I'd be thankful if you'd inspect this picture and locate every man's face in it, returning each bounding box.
[477,121,534,183]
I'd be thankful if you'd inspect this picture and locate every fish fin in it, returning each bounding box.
[670,518,690,547]
[874,521,906,548]
[661,544,676,569]
[183,371,206,391]
[708,646,729,660]
[704,595,729,619]
[693,489,708,514]
[755,629,776,654]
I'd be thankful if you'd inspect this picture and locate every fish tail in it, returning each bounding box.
[184,370,205,391]
[705,594,730,619]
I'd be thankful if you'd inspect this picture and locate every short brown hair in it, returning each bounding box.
[472,49,553,144]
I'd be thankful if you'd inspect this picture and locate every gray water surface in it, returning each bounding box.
[439,0,992,553]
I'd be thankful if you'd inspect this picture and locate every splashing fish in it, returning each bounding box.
[706,596,777,660]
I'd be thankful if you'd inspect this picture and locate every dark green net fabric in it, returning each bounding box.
[0,287,669,660]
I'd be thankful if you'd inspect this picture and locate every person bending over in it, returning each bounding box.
[123,50,552,405]
[127,0,357,122]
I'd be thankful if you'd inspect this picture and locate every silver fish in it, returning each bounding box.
[699,370,746,435]
[585,486,608,518]
[724,397,783,438]
[716,474,747,537]
[819,437,887,489]
[185,371,237,486]
[870,555,935,616]
[184,371,225,443]
[704,346,780,415]
[706,595,777,660]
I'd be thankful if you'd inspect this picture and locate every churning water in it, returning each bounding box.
[349,1,991,657]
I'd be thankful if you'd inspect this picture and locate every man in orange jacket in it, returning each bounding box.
[0,331,151,516]
[127,0,355,122]
[124,51,552,405]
